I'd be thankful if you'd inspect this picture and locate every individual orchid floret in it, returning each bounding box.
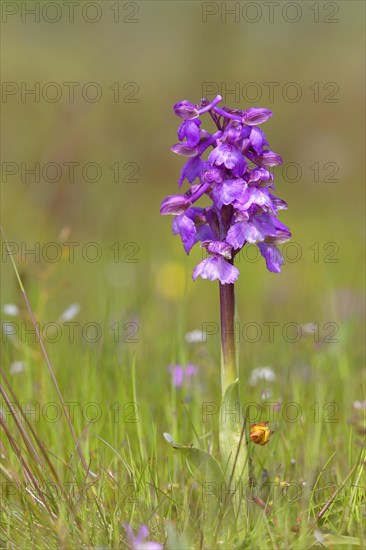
[177,119,201,148]
[173,100,199,120]
[227,216,270,248]
[193,240,239,284]
[160,97,291,283]
[234,186,275,213]
[168,363,198,387]
[201,240,233,259]
[246,167,273,186]
[208,143,247,176]
[172,208,214,254]
[211,178,247,210]
[123,523,163,550]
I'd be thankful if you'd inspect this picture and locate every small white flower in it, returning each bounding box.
[59,303,80,322]
[185,330,206,344]
[10,361,26,375]
[249,366,276,386]
[353,400,366,409]
[314,530,325,544]
[2,304,19,316]
[261,389,273,400]
[301,322,317,334]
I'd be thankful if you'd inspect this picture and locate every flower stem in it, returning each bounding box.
[219,281,237,394]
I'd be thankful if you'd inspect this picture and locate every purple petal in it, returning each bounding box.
[193,256,239,284]
[240,125,251,139]
[201,240,232,259]
[226,219,267,248]
[185,206,207,223]
[171,143,198,157]
[235,187,274,212]
[222,123,243,144]
[252,213,278,234]
[211,178,247,209]
[177,122,185,141]
[172,214,196,253]
[245,167,273,186]
[178,157,205,187]
[235,210,250,222]
[260,213,291,244]
[247,150,283,168]
[173,100,199,119]
[185,363,198,377]
[250,127,268,154]
[226,222,247,249]
[201,165,225,184]
[168,365,184,387]
[178,120,201,148]
[242,107,273,125]
[160,195,190,215]
[205,206,221,238]
[194,223,215,244]
[136,525,150,541]
[260,151,283,166]
[228,212,288,247]
[269,193,288,210]
[208,143,246,176]
[140,543,164,550]
[184,121,201,148]
[258,242,284,273]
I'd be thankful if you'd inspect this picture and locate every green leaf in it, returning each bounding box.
[164,433,223,486]
[317,534,363,548]
[293,533,364,550]
[164,433,224,543]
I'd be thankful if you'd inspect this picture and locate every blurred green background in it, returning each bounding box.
[1,0,365,381]
[1,4,365,546]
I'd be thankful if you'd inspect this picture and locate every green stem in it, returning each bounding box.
[219,282,237,394]
[218,280,248,531]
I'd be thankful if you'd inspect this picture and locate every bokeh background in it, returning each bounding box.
[1,0,365,397]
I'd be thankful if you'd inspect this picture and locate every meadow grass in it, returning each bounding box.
[0,228,365,550]
[1,2,364,547]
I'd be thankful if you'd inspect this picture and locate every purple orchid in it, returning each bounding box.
[123,523,163,550]
[168,363,198,388]
[160,96,291,283]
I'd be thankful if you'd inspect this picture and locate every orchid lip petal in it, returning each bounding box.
[193,256,239,284]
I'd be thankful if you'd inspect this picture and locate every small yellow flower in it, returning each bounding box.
[249,421,271,445]
[155,261,187,301]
